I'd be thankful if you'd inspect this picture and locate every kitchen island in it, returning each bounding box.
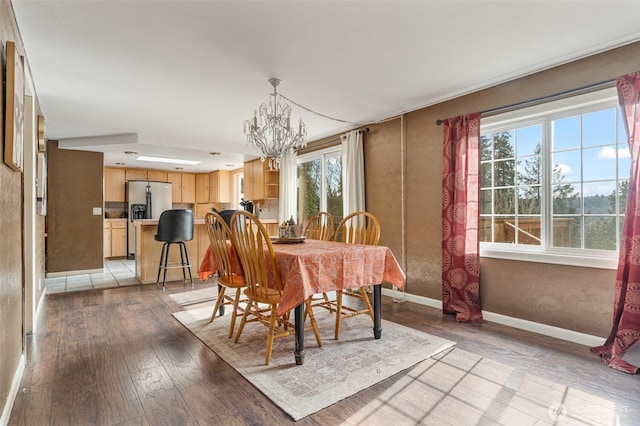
[133,218,210,284]
[132,217,279,284]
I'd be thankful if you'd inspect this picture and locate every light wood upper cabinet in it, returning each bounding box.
[147,170,168,182]
[195,173,210,203]
[181,173,196,204]
[167,172,183,203]
[210,170,231,203]
[125,168,148,181]
[244,159,278,200]
[104,167,126,202]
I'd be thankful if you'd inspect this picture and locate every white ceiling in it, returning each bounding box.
[12,0,640,172]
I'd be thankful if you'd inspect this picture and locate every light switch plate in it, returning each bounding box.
[93,207,102,215]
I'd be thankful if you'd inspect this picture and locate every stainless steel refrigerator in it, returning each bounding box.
[126,180,172,259]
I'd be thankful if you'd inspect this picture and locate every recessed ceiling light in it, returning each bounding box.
[136,156,200,165]
[124,151,138,155]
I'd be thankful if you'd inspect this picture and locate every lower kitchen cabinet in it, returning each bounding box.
[104,220,127,258]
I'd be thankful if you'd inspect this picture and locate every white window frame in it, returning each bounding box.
[480,87,623,270]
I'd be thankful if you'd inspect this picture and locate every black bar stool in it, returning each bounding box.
[155,209,194,289]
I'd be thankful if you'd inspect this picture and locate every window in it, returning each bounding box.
[233,172,244,209]
[480,88,628,269]
[297,147,343,226]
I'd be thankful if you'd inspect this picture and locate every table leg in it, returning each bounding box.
[294,302,305,365]
[373,284,382,339]
[218,283,225,316]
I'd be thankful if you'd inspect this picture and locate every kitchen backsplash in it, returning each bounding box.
[104,201,280,220]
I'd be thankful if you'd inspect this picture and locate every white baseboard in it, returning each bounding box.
[1,354,25,426]
[381,288,606,347]
[46,268,104,278]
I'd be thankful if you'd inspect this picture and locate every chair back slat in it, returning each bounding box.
[303,212,335,241]
[334,211,380,245]
[204,212,236,282]
[230,211,283,300]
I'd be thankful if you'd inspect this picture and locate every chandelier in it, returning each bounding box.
[243,78,307,169]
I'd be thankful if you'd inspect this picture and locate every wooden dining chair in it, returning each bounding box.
[303,211,335,241]
[330,211,381,339]
[205,212,246,338]
[230,210,323,365]
[303,212,337,316]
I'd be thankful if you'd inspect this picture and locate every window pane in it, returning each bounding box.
[619,146,631,178]
[552,183,581,214]
[553,115,581,151]
[551,150,580,184]
[297,159,321,224]
[325,153,343,222]
[495,188,515,215]
[517,155,541,185]
[481,162,492,188]
[480,189,492,215]
[481,135,492,161]
[618,179,628,214]
[515,216,542,246]
[516,125,541,157]
[618,111,628,144]
[494,216,515,243]
[583,181,616,214]
[492,131,515,160]
[518,185,540,214]
[552,217,581,248]
[584,146,617,181]
[585,216,617,250]
[583,109,616,147]
[480,217,492,242]
[495,159,516,187]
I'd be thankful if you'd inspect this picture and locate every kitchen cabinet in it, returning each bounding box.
[148,170,168,182]
[195,173,210,203]
[167,172,196,203]
[181,173,196,203]
[104,220,127,258]
[104,223,111,258]
[244,158,279,201]
[104,167,126,202]
[125,168,148,181]
[167,172,183,203]
[209,170,231,203]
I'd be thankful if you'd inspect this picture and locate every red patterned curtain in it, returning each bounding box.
[442,113,483,322]
[592,71,640,374]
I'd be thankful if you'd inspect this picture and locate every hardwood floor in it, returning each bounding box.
[9,280,640,425]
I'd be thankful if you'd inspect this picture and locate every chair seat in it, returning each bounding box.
[244,286,281,305]
[218,273,245,288]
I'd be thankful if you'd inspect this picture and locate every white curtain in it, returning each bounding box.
[341,130,365,216]
[278,152,298,224]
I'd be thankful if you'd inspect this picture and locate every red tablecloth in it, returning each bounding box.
[199,239,406,315]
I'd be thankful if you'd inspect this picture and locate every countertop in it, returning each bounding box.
[132,218,278,226]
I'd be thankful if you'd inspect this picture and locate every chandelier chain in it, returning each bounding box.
[279,93,401,127]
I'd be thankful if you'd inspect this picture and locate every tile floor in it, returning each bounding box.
[45,258,139,293]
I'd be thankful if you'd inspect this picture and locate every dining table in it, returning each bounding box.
[198,238,406,365]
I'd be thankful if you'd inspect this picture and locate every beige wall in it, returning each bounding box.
[360,42,640,338]
[1,0,26,416]
[47,141,104,272]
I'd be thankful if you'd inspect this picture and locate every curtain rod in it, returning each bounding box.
[435,78,616,126]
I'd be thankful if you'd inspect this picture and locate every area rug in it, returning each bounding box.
[168,286,218,307]
[173,304,455,421]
